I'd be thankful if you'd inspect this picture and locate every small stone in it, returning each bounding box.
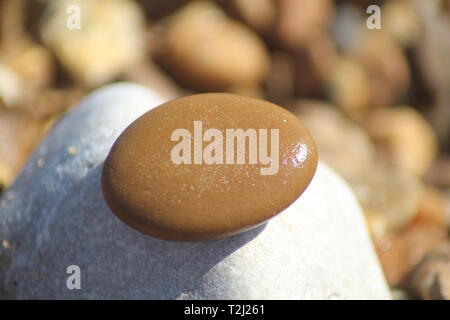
[102,93,318,241]
[0,41,57,117]
[327,58,371,119]
[5,43,54,91]
[352,31,411,108]
[275,0,334,48]
[405,242,450,300]
[366,106,438,178]
[155,1,270,91]
[40,0,145,87]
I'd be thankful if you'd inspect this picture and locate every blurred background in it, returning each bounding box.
[0,0,449,299]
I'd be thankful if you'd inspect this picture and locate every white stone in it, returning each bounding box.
[0,83,390,299]
[40,0,145,87]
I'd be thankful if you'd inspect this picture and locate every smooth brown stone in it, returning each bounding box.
[101,93,318,241]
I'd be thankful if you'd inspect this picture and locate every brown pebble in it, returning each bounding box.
[352,31,411,108]
[275,0,334,48]
[328,58,371,119]
[155,1,270,91]
[366,106,438,178]
[102,93,318,241]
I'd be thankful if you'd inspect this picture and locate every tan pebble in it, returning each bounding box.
[382,0,421,47]
[40,0,145,87]
[367,106,438,178]
[102,93,318,241]
[275,0,334,48]
[293,35,338,96]
[5,43,54,90]
[352,31,411,108]
[327,58,371,119]
[156,1,270,91]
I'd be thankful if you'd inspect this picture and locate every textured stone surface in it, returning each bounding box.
[0,83,390,299]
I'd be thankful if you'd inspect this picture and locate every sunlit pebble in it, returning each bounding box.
[101,93,317,241]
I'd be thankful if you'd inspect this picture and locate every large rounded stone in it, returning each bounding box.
[0,83,390,299]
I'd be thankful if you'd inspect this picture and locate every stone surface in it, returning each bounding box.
[102,93,318,241]
[0,83,390,299]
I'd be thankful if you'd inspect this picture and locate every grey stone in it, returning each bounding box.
[0,83,390,299]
